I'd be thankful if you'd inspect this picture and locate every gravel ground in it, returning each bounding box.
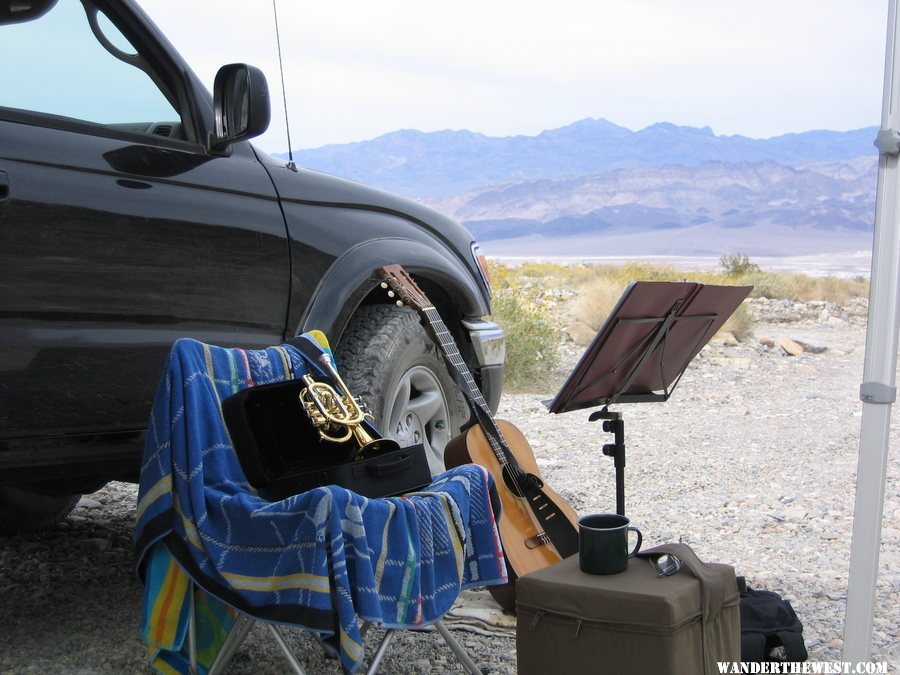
[1,298,898,673]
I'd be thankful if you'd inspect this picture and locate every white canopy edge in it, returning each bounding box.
[842,0,900,661]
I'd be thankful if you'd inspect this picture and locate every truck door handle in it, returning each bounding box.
[0,171,8,202]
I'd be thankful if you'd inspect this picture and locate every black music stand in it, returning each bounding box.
[546,281,752,516]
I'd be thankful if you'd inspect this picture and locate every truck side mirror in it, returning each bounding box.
[0,0,59,25]
[211,63,270,152]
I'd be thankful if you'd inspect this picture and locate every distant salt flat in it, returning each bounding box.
[489,250,873,279]
[479,223,875,278]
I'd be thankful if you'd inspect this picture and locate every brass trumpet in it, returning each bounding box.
[298,353,399,460]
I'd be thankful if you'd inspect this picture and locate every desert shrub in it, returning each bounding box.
[740,270,796,300]
[489,292,560,392]
[515,261,563,279]
[487,265,561,392]
[741,270,868,303]
[567,276,629,346]
[720,253,760,276]
[721,302,755,342]
[811,275,869,305]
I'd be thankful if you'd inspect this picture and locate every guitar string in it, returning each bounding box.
[423,306,529,485]
[425,309,507,442]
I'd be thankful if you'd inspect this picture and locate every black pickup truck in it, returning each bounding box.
[0,0,504,531]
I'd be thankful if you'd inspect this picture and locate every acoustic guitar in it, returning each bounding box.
[378,265,579,612]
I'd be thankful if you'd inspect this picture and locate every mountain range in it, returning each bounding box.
[282,119,880,258]
[423,156,877,257]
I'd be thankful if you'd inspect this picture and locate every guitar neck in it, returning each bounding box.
[420,306,509,460]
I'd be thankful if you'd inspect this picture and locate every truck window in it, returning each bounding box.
[0,0,186,140]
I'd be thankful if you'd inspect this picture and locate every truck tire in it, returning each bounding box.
[0,485,81,534]
[337,304,465,476]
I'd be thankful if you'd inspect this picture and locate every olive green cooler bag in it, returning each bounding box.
[516,544,740,675]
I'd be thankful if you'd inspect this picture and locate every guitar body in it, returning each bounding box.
[445,419,580,611]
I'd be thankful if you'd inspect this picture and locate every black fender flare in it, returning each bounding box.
[296,237,490,344]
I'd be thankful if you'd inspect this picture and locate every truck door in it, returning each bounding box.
[0,0,289,443]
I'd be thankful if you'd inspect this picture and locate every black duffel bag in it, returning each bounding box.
[738,579,808,663]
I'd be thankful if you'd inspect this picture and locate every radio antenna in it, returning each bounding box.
[272,0,297,171]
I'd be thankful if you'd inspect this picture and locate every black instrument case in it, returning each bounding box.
[222,378,432,501]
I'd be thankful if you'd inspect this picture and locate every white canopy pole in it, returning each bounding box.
[842,0,900,661]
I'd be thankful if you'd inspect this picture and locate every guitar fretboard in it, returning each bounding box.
[422,306,510,467]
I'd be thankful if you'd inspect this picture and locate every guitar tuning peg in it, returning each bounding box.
[387,290,395,298]
[380,282,388,289]
[395,300,403,307]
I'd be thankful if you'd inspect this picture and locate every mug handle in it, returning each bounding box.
[626,527,643,558]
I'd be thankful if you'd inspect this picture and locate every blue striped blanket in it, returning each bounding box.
[134,336,507,673]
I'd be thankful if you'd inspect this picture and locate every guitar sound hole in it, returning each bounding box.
[501,464,526,497]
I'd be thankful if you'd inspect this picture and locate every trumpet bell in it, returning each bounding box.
[354,436,401,461]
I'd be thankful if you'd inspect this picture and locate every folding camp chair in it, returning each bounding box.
[135,337,506,674]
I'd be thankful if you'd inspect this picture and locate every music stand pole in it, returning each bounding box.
[589,408,626,516]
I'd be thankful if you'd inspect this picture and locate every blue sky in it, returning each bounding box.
[138,0,887,154]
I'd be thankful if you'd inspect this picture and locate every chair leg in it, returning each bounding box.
[365,628,397,675]
[182,579,306,673]
[267,624,307,674]
[435,620,482,675]
[207,614,254,675]
[187,588,198,675]
[364,622,481,675]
